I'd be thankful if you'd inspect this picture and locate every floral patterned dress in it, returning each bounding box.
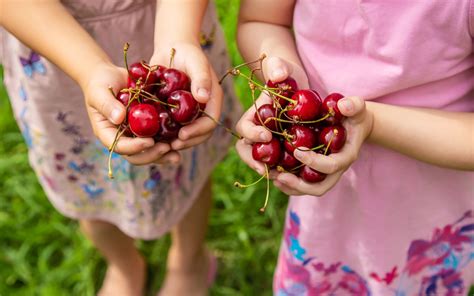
[0,0,241,239]
[274,0,474,295]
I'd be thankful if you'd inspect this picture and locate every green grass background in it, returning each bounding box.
[2,1,472,296]
[0,1,288,295]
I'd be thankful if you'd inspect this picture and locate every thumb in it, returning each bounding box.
[88,87,126,125]
[264,56,292,82]
[185,53,212,104]
[337,96,365,117]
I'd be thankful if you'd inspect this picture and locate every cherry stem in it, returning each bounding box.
[234,172,266,188]
[140,90,179,109]
[108,86,116,98]
[108,126,127,179]
[219,53,267,84]
[259,164,270,213]
[297,113,331,124]
[324,129,337,155]
[169,48,176,68]
[239,72,296,105]
[123,42,130,75]
[200,110,242,139]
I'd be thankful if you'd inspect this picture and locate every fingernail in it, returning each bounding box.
[340,99,353,112]
[197,88,210,99]
[111,109,121,124]
[272,69,285,80]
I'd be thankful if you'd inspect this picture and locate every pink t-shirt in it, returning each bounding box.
[274,1,474,295]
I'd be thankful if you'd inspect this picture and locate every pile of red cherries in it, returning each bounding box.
[251,77,347,183]
[116,61,203,141]
[107,45,204,178]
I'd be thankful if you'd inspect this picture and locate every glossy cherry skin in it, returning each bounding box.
[157,68,191,98]
[128,104,160,137]
[319,125,347,154]
[252,137,282,167]
[266,77,298,108]
[167,90,200,124]
[284,125,317,154]
[300,165,327,183]
[286,89,322,121]
[322,93,344,125]
[253,104,279,131]
[154,109,181,142]
[127,62,158,92]
[279,150,301,171]
[116,91,138,108]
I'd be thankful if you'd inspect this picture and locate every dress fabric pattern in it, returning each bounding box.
[1,0,241,239]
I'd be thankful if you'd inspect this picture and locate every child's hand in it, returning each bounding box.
[273,96,373,196]
[235,56,309,175]
[150,42,222,154]
[82,62,174,165]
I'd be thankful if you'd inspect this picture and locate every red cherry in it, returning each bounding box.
[128,104,160,137]
[253,104,279,131]
[155,109,181,142]
[299,165,326,183]
[266,77,298,107]
[157,68,191,98]
[307,122,324,139]
[319,125,347,154]
[279,150,301,171]
[286,89,322,121]
[252,137,282,167]
[127,62,158,92]
[116,91,138,108]
[167,90,200,124]
[150,65,167,82]
[322,93,344,125]
[284,125,317,154]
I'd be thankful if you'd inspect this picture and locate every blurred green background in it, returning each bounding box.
[0,1,288,295]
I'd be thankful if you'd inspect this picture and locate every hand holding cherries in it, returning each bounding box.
[107,44,220,178]
[229,56,372,211]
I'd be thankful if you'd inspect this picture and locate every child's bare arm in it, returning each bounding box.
[367,103,474,170]
[1,0,109,90]
[238,0,307,83]
[0,0,163,162]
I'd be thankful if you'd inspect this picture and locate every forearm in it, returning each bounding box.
[0,0,111,89]
[237,0,306,82]
[154,0,208,46]
[366,102,474,170]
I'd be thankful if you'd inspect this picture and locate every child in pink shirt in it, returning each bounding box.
[237,0,473,294]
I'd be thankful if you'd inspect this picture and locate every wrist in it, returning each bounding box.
[78,59,115,91]
[364,101,376,142]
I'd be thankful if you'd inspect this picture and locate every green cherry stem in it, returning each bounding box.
[108,126,127,179]
[259,164,270,213]
[200,110,242,139]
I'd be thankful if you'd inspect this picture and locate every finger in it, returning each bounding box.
[123,142,171,165]
[90,110,155,155]
[293,140,358,175]
[153,151,182,165]
[170,133,211,151]
[263,56,292,82]
[178,115,216,141]
[87,85,127,125]
[273,180,304,196]
[338,96,365,118]
[185,53,212,103]
[235,139,266,175]
[235,94,274,143]
[277,170,344,197]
